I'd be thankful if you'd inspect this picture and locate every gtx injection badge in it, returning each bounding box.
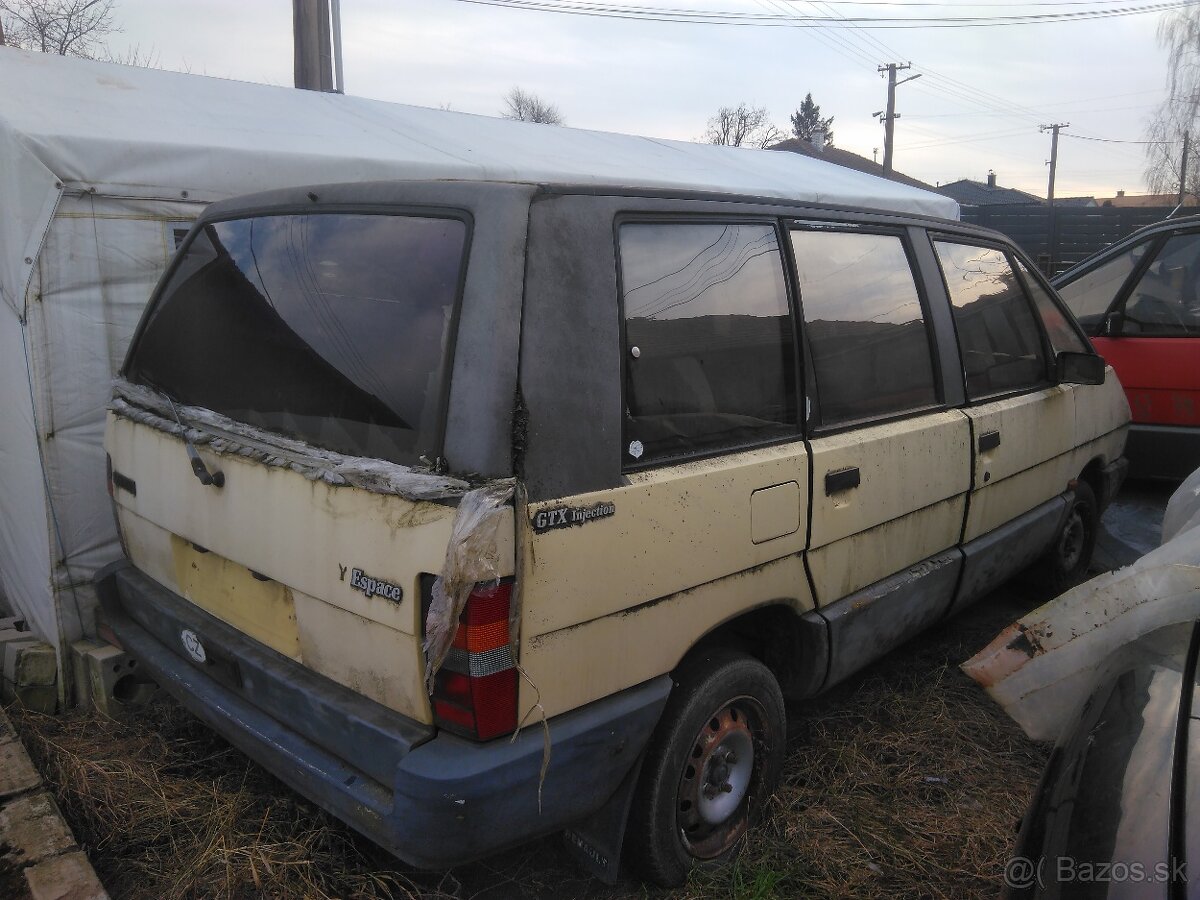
[349,568,404,603]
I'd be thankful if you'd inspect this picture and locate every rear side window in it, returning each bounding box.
[1015,259,1088,354]
[1056,241,1146,331]
[791,229,938,427]
[126,212,469,465]
[935,241,1049,401]
[619,222,797,464]
[1120,232,1200,336]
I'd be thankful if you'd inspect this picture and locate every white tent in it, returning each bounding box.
[0,47,958,685]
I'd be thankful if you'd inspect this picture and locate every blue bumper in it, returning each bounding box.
[96,561,671,869]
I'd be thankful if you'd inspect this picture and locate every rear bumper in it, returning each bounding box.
[1125,424,1200,481]
[96,561,671,868]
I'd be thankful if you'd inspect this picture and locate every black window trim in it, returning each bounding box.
[1009,249,1096,355]
[929,232,1058,407]
[788,221,949,437]
[613,213,804,473]
[122,203,476,469]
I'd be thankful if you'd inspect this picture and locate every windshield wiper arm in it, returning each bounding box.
[161,391,225,489]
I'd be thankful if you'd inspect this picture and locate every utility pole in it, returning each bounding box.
[1041,122,1069,206]
[1180,131,1190,207]
[875,63,922,176]
[293,0,334,92]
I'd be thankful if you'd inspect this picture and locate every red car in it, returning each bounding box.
[1054,217,1200,480]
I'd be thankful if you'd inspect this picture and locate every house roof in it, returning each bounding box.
[768,138,939,193]
[936,179,1044,207]
[1095,192,1200,208]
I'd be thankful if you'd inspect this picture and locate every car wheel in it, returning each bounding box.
[626,647,786,887]
[1037,480,1099,594]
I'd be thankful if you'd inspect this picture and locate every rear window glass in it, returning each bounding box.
[619,222,797,464]
[126,213,468,465]
[791,229,938,426]
[935,241,1049,400]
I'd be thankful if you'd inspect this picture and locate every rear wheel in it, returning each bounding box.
[1036,480,1099,594]
[626,648,785,887]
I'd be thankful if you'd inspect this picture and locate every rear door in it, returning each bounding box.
[931,238,1077,542]
[791,225,971,606]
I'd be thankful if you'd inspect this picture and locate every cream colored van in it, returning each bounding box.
[98,180,1129,885]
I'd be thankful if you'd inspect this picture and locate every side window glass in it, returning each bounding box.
[1122,232,1200,336]
[791,230,938,426]
[935,241,1049,401]
[619,222,797,464]
[1056,242,1146,331]
[1015,258,1088,354]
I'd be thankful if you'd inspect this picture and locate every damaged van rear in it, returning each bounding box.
[99,180,1128,885]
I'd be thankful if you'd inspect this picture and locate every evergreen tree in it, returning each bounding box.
[790,94,835,147]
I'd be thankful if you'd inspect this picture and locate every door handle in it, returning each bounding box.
[979,430,1001,452]
[825,467,860,495]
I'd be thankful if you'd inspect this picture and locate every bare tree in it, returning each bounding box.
[501,87,564,125]
[702,103,784,149]
[0,0,118,57]
[1145,8,1200,198]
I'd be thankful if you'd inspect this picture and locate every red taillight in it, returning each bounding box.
[432,581,518,741]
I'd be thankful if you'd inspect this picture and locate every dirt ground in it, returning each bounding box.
[8,575,1058,900]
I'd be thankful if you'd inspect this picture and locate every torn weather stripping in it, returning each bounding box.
[109,379,470,503]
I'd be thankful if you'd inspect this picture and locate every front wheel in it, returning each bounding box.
[626,648,786,887]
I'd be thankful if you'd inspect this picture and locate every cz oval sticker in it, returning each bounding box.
[180,628,207,664]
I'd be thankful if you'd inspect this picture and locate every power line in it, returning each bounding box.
[446,0,1198,27]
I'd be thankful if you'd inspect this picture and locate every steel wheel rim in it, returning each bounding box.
[676,697,765,859]
[1059,507,1086,572]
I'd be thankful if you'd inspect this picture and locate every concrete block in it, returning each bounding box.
[0,707,16,743]
[76,644,157,718]
[0,739,41,799]
[69,641,104,710]
[24,851,109,900]
[4,640,56,686]
[2,681,57,715]
[0,792,74,866]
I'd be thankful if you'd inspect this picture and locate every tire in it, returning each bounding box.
[1035,480,1099,595]
[626,648,786,887]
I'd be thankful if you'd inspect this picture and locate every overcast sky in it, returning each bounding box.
[110,0,1174,198]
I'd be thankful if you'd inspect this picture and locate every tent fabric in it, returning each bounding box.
[0,46,959,670]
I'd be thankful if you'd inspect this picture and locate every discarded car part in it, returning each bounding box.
[963,466,1200,741]
[1005,620,1194,898]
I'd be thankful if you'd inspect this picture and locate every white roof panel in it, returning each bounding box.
[0,47,958,218]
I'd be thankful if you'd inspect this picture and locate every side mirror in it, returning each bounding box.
[1056,351,1106,385]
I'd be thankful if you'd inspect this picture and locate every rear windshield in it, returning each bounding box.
[125,212,469,465]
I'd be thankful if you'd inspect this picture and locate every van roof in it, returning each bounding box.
[0,47,959,222]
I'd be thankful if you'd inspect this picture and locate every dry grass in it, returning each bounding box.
[9,580,1054,900]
